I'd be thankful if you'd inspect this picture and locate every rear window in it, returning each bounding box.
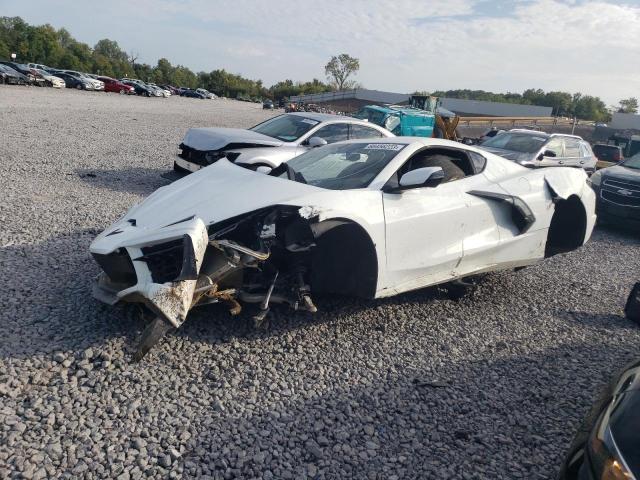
[481,132,548,153]
[593,145,621,161]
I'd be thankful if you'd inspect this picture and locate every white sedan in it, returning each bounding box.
[90,137,596,359]
[174,112,393,174]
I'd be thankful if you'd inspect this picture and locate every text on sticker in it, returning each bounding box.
[364,144,405,151]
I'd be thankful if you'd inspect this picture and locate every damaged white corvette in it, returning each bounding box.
[90,138,596,359]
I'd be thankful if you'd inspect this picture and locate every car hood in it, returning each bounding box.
[601,164,640,181]
[91,160,325,252]
[182,127,285,151]
[480,146,531,162]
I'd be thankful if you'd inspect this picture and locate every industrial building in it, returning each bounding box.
[289,88,553,117]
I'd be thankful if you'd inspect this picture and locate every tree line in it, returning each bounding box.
[431,89,637,122]
[1,16,635,120]
[0,16,333,100]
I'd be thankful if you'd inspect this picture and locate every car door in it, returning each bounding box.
[563,138,582,168]
[382,179,464,290]
[381,148,500,291]
[538,137,565,167]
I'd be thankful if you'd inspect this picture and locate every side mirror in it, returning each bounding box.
[538,150,557,160]
[307,137,328,148]
[397,167,445,190]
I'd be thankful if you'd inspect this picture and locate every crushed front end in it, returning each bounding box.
[90,206,320,359]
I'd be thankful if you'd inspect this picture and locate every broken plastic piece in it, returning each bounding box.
[133,317,172,362]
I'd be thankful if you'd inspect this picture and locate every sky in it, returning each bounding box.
[2,0,639,105]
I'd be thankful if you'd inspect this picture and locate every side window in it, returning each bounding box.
[564,138,581,158]
[311,124,349,144]
[545,138,564,157]
[579,143,592,158]
[469,152,487,173]
[350,124,385,139]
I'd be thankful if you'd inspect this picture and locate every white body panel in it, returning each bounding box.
[92,137,596,330]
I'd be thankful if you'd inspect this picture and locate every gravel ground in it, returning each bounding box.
[1,86,639,480]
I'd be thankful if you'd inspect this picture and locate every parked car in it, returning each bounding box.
[50,70,103,90]
[195,88,216,99]
[52,72,94,90]
[97,76,135,94]
[174,112,393,173]
[27,62,51,71]
[91,137,595,359]
[592,144,624,170]
[263,99,275,110]
[0,64,29,84]
[31,68,65,88]
[478,128,505,143]
[0,61,39,85]
[479,129,597,173]
[181,89,207,99]
[120,79,153,96]
[160,84,179,95]
[148,83,171,97]
[559,358,640,480]
[588,153,640,228]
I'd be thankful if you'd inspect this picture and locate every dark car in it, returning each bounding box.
[0,61,36,85]
[593,144,624,170]
[181,89,206,99]
[559,357,640,480]
[0,64,28,84]
[589,153,640,228]
[54,72,89,90]
[262,99,274,110]
[120,79,153,96]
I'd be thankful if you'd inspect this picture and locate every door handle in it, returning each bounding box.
[559,161,564,165]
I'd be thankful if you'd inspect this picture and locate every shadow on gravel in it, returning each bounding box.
[180,340,640,479]
[0,229,146,361]
[594,222,640,241]
[75,167,173,195]
[558,310,638,331]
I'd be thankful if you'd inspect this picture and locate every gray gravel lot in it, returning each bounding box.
[1,86,639,480]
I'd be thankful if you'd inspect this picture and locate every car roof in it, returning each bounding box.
[508,128,584,140]
[288,112,348,122]
[334,136,466,148]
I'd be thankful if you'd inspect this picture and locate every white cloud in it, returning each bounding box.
[3,0,639,103]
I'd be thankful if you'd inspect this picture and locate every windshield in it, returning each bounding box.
[251,114,320,142]
[622,153,640,169]
[278,142,407,190]
[481,132,548,153]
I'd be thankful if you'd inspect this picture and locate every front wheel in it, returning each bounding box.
[76,84,82,90]
[119,89,125,95]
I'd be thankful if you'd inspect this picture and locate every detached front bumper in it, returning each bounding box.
[90,218,210,328]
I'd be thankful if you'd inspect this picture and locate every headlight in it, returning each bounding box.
[587,410,635,480]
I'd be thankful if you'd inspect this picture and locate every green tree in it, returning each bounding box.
[618,97,639,114]
[324,54,359,91]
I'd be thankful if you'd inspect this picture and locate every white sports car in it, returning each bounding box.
[90,137,596,359]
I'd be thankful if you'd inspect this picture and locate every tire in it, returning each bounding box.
[76,84,82,90]
[146,92,151,97]
[119,89,125,95]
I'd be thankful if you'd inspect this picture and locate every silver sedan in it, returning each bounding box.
[174,112,394,173]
